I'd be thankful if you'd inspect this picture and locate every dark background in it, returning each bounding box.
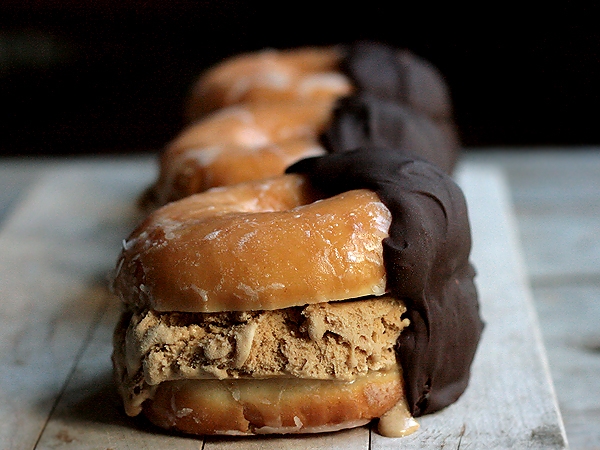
[2,1,599,156]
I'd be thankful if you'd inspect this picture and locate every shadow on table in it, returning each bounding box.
[48,370,167,438]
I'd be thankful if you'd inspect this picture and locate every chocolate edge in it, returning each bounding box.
[286,148,484,417]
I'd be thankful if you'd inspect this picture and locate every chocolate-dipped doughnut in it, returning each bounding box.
[112,147,483,435]
[340,40,453,121]
[112,37,482,438]
[185,41,453,122]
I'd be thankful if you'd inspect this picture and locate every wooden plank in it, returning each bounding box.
[0,160,45,227]
[0,159,568,448]
[510,154,600,287]
[533,284,600,450]
[203,428,369,450]
[0,160,155,450]
[478,149,600,449]
[465,149,600,285]
[369,163,569,449]
[34,293,202,450]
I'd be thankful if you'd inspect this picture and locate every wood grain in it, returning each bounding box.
[466,148,600,449]
[0,160,155,450]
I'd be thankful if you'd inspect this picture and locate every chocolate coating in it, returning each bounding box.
[320,94,460,174]
[287,148,484,417]
[320,40,460,174]
[340,41,453,120]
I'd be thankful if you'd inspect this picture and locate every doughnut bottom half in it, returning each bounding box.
[143,369,404,435]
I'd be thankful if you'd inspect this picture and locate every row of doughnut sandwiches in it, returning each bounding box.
[111,40,484,437]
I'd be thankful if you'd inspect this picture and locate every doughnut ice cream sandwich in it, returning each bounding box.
[111,149,482,436]
[113,174,415,435]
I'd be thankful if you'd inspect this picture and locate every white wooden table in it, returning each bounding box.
[0,149,587,449]
[469,148,600,450]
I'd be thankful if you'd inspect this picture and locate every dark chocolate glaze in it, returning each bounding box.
[340,41,453,121]
[287,148,484,417]
[320,94,460,174]
[319,40,460,174]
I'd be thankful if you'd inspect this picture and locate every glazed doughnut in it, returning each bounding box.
[141,368,409,436]
[112,147,483,436]
[185,45,353,121]
[115,174,391,313]
[146,100,333,206]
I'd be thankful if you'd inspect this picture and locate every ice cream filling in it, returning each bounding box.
[112,295,408,417]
